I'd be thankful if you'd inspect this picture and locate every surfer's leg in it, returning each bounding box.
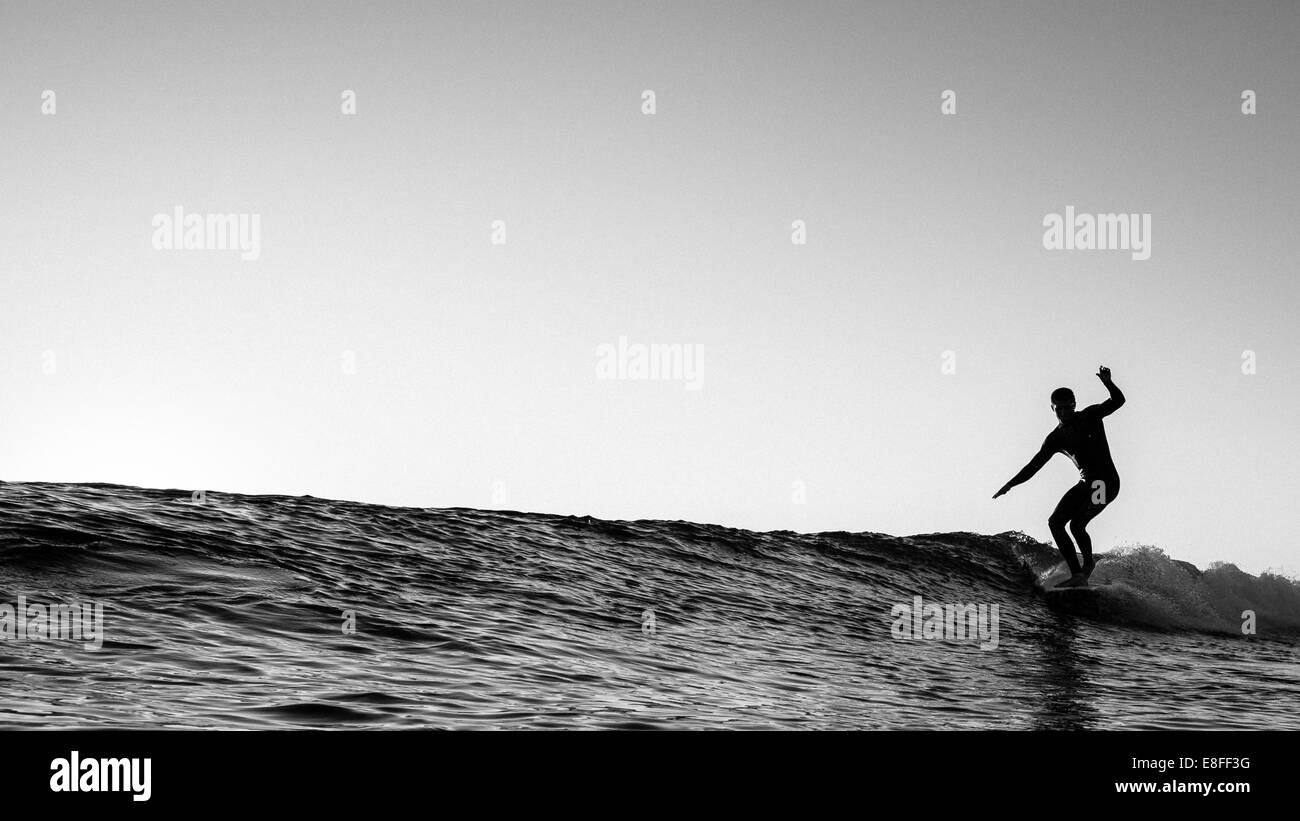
[1048,482,1090,576]
[1069,513,1097,574]
[1071,477,1118,579]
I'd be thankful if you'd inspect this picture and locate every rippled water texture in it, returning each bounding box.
[1,481,1296,729]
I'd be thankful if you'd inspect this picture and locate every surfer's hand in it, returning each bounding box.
[1097,365,1112,383]
[993,485,1009,499]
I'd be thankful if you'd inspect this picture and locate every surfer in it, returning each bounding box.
[993,366,1125,588]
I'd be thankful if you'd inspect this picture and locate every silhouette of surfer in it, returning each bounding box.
[994,366,1125,588]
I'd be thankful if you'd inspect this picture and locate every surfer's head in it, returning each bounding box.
[1050,387,1076,421]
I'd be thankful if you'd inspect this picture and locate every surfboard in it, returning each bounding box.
[1044,580,1105,616]
[1045,582,1100,595]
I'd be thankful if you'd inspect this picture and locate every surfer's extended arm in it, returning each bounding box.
[993,442,1054,499]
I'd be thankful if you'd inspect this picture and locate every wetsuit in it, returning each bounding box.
[1044,384,1124,572]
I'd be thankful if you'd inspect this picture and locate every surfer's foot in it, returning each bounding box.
[1058,573,1090,588]
[1081,559,1096,579]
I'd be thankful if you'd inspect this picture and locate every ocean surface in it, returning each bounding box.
[1,481,1296,730]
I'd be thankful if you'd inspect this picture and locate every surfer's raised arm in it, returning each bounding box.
[992,439,1055,499]
[1090,366,1125,417]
